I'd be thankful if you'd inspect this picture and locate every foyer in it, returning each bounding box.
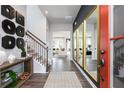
[1,5,124,88]
[21,56,92,88]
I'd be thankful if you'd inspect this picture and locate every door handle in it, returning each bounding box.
[98,59,105,68]
[100,50,105,55]
[99,50,105,82]
[98,50,105,68]
[100,59,105,67]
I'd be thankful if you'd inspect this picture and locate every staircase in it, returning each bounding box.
[26,31,49,73]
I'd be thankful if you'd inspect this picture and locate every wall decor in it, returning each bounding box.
[16,38,25,49]
[2,19,16,35]
[16,11,24,26]
[8,54,16,64]
[16,26,25,37]
[2,35,15,49]
[1,5,15,19]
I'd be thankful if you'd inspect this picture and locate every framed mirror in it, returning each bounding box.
[84,6,99,81]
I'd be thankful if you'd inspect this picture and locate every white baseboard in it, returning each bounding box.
[72,60,97,88]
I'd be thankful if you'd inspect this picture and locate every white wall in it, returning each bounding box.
[70,28,73,59]
[46,19,53,60]
[0,5,26,59]
[53,31,70,38]
[27,5,47,43]
[27,5,51,73]
[50,23,72,32]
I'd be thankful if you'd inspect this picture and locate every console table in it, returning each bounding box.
[0,56,33,88]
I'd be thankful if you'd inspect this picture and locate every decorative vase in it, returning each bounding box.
[8,55,16,64]
[0,50,7,65]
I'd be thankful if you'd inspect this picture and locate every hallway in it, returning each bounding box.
[0,5,119,88]
[21,56,92,88]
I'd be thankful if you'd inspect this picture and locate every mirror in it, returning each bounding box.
[84,7,99,80]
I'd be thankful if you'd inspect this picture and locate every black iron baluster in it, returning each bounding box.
[26,31,48,71]
[38,44,40,62]
[42,47,43,65]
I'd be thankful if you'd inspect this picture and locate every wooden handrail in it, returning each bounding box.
[26,30,46,45]
[27,34,48,49]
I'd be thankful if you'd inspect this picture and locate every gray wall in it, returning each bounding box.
[113,6,124,88]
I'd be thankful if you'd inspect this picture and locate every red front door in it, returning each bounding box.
[99,5,110,88]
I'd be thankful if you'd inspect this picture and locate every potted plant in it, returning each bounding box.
[20,47,26,57]
[5,70,18,87]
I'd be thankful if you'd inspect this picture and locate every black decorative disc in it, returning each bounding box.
[16,38,25,49]
[16,11,25,26]
[2,19,16,35]
[1,5,15,19]
[16,26,25,37]
[2,35,15,49]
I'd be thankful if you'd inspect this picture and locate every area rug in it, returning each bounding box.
[44,71,82,88]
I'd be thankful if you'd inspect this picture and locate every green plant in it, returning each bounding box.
[5,70,18,87]
[6,70,17,82]
[20,47,26,57]
[20,47,26,53]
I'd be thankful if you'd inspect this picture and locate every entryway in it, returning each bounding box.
[21,56,92,88]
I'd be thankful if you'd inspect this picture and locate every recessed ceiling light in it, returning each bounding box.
[74,22,77,25]
[65,16,72,19]
[45,10,48,14]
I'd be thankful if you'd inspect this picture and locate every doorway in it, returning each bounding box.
[52,31,70,57]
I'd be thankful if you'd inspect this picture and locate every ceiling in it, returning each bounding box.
[39,5,81,24]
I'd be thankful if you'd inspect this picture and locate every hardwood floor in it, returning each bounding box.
[21,55,92,88]
[21,73,48,88]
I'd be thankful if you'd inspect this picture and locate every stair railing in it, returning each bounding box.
[26,30,48,72]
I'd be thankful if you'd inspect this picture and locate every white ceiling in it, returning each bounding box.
[39,5,81,24]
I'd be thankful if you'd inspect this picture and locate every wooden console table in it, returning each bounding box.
[0,56,33,88]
